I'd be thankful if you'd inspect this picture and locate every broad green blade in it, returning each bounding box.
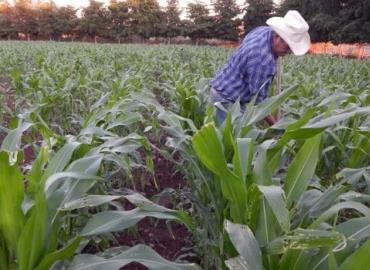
[328,251,338,270]
[246,85,296,125]
[225,256,248,270]
[225,220,263,270]
[27,147,49,194]
[309,201,370,229]
[233,138,254,185]
[339,238,370,270]
[17,194,47,270]
[68,244,201,270]
[333,218,370,266]
[0,151,25,253]
[42,142,81,182]
[284,134,321,207]
[192,123,247,222]
[336,167,369,185]
[60,195,123,211]
[44,172,101,197]
[255,195,277,269]
[192,123,230,177]
[252,140,275,185]
[125,193,194,230]
[264,229,343,255]
[258,185,290,232]
[34,237,81,270]
[1,122,32,153]
[81,195,193,236]
[277,107,370,145]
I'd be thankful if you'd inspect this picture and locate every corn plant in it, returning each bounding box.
[190,87,370,269]
[0,94,200,269]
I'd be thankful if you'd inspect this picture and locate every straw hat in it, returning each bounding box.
[266,10,311,56]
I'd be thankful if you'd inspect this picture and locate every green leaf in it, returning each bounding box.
[332,217,370,266]
[1,122,32,153]
[81,194,193,236]
[339,238,370,270]
[309,201,370,229]
[252,140,275,185]
[0,151,25,253]
[60,195,123,211]
[258,185,290,232]
[328,251,338,270]
[225,220,263,270]
[68,245,201,270]
[192,123,247,222]
[42,142,81,182]
[264,229,343,255]
[18,194,47,270]
[337,167,369,185]
[34,237,81,270]
[284,134,321,206]
[27,147,49,194]
[233,138,254,185]
[44,172,101,197]
[192,123,230,177]
[276,107,370,146]
[80,210,179,236]
[246,85,296,125]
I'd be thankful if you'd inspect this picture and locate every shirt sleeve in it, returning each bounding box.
[243,51,274,104]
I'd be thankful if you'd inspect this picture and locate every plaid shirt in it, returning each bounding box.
[211,26,278,104]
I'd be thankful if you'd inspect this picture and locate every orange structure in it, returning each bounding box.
[309,42,370,59]
[217,40,370,59]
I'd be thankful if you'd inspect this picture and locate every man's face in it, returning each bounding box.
[273,34,291,56]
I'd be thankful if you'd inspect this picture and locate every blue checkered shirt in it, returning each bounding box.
[211,26,278,104]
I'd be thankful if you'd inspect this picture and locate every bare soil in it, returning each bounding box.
[118,148,199,270]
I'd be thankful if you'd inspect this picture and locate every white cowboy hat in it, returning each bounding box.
[266,10,311,56]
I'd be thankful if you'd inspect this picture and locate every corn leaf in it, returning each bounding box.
[225,220,263,270]
[284,134,321,206]
[339,238,370,270]
[68,244,201,270]
[0,151,25,253]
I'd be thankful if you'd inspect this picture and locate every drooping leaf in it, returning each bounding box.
[225,220,263,270]
[68,244,201,270]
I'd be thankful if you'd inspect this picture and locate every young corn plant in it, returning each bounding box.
[0,97,200,270]
[191,86,370,269]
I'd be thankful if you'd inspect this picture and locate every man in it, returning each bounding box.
[211,10,311,125]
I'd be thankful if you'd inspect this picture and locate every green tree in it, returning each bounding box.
[13,0,38,40]
[0,0,16,39]
[52,5,78,40]
[187,2,214,41]
[37,1,58,40]
[278,0,370,43]
[243,0,274,34]
[126,0,162,40]
[79,0,109,42]
[161,0,182,40]
[108,0,130,43]
[213,0,241,40]
[334,0,370,43]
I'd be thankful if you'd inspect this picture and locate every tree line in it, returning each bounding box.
[0,0,369,43]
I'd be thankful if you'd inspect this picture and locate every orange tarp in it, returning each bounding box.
[309,42,370,59]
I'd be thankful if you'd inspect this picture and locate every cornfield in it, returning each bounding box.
[0,41,369,270]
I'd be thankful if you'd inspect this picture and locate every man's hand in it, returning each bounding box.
[265,114,277,126]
